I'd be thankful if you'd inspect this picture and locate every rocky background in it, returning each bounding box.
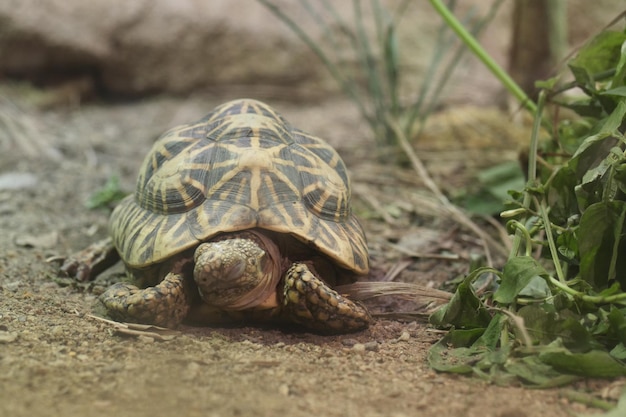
[0,0,619,100]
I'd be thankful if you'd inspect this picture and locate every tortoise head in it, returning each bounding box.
[192,231,283,311]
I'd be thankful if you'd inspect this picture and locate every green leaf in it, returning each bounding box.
[429,268,493,328]
[601,86,626,97]
[494,257,548,304]
[556,229,579,263]
[473,313,505,350]
[578,201,626,289]
[427,317,506,376]
[517,305,594,351]
[548,165,580,224]
[427,330,485,374]
[85,175,128,210]
[610,343,626,360]
[571,133,618,173]
[612,40,626,88]
[607,306,626,345]
[539,349,626,378]
[504,355,579,387]
[569,31,626,86]
[614,161,626,195]
[518,275,552,299]
[598,100,626,134]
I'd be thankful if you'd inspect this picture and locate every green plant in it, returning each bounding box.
[85,175,127,210]
[428,24,626,390]
[258,0,505,152]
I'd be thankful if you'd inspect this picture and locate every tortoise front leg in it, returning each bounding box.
[282,264,371,333]
[99,272,192,328]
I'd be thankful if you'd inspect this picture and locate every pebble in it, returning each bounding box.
[4,281,20,292]
[0,331,18,343]
[0,172,37,191]
[363,341,379,352]
[341,338,358,347]
[278,384,290,396]
[50,326,64,337]
[352,343,366,353]
[183,362,201,381]
[352,342,379,352]
[398,331,411,342]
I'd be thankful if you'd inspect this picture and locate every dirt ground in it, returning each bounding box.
[0,95,619,417]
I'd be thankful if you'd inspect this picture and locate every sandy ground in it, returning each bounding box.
[0,95,616,416]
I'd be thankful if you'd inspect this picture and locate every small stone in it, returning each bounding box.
[341,338,358,347]
[50,326,64,336]
[183,361,201,381]
[4,281,20,292]
[0,172,37,191]
[352,343,366,353]
[278,384,290,396]
[363,341,379,352]
[398,331,411,342]
[0,331,18,343]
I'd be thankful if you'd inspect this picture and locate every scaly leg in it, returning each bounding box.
[283,263,371,333]
[59,237,119,282]
[99,272,192,328]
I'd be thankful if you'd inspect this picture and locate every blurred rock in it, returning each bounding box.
[0,0,620,103]
[0,0,320,96]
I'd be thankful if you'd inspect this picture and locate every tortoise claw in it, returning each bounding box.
[283,264,371,333]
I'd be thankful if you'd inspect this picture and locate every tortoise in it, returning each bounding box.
[62,98,371,333]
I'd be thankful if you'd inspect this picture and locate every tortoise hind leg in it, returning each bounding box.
[99,272,192,328]
[59,237,119,282]
[282,264,371,333]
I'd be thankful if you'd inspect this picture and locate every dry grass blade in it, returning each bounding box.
[386,242,460,260]
[87,314,180,341]
[385,114,508,266]
[353,183,399,225]
[337,281,452,303]
[372,311,431,321]
[382,259,413,281]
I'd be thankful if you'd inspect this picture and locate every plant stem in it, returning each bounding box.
[508,92,546,258]
[561,390,616,411]
[508,221,533,257]
[538,198,566,283]
[428,0,537,114]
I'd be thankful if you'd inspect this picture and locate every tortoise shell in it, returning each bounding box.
[108,99,369,275]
